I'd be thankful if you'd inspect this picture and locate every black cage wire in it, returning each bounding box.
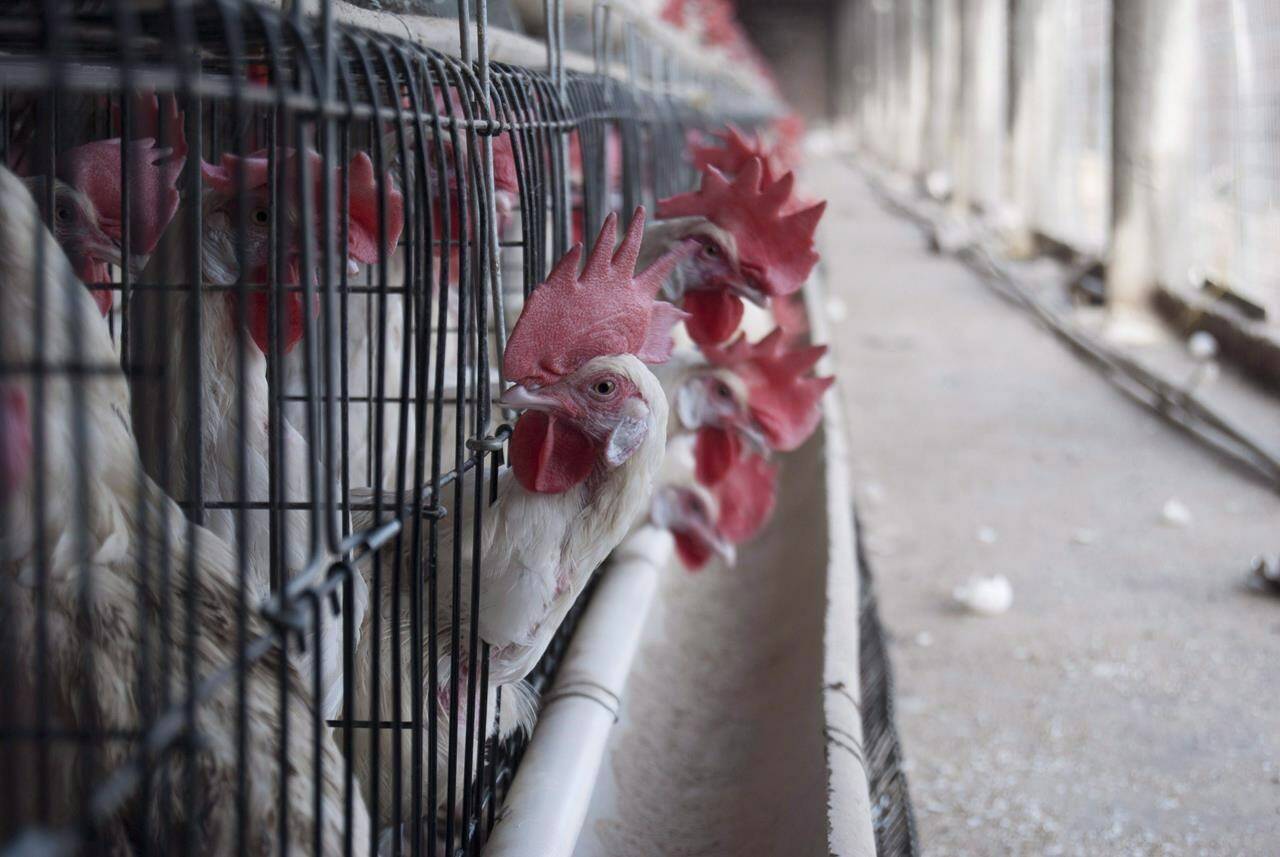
[0,1,775,855]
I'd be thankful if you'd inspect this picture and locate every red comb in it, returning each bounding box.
[343,150,405,262]
[704,328,833,451]
[116,92,189,162]
[58,93,186,256]
[771,293,811,338]
[689,124,785,186]
[660,0,688,27]
[712,453,777,543]
[201,148,404,262]
[694,425,739,486]
[503,207,693,387]
[657,158,825,298]
[771,114,807,171]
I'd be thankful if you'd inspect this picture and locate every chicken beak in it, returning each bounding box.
[686,516,735,566]
[499,384,559,412]
[90,240,123,269]
[737,419,771,456]
[728,279,769,308]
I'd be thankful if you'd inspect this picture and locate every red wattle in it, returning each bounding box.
[684,289,744,346]
[91,290,113,316]
[510,410,597,494]
[673,530,712,571]
[233,263,320,355]
[695,425,741,486]
[74,258,113,315]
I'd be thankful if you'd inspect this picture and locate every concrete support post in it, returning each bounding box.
[1106,0,1191,329]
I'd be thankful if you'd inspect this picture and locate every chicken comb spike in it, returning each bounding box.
[343,150,405,263]
[690,124,784,185]
[58,93,187,256]
[656,157,824,298]
[118,92,188,162]
[503,207,694,387]
[705,327,834,452]
[713,453,777,544]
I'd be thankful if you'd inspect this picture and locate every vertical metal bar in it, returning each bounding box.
[395,45,436,857]
[169,0,205,852]
[477,0,508,395]
[550,0,571,252]
[365,39,409,857]
[334,60,359,857]
[424,52,454,855]
[204,4,254,852]
[258,22,292,857]
[442,61,469,855]
[347,38,387,857]
[31,2,56,829]
[284,17,328,856]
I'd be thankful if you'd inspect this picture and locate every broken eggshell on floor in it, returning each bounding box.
[953,574,1013,616]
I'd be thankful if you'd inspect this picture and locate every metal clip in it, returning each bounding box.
[466,432,508,453]
[260,596,310,653]
[325,562,353,616]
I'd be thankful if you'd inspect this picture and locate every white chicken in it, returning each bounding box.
[343,207,693,829]
[0,164,371,855]
[16,93,187,320]
[132,147,403,718]
[646,433,734,569]
[308,110,521,493]
[638,156,825,347]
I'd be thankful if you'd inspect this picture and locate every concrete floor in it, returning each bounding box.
[815,156,1280,855]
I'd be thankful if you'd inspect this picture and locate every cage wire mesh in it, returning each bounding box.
[0,0,772,854]
[1179,0,1280,314]
[1007,0,1111,252]
[852,0,1280,314]
[851,0,1114,252]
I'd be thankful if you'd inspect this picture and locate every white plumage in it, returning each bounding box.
[344,352,669,828]
[0,165,371,855]
[132,183,364,721]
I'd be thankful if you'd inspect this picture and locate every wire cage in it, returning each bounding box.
[0,1,772,855]
[1013,0,1111,254]
[1174,0,1280,315]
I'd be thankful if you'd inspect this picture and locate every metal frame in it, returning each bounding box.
[0,1,771,855]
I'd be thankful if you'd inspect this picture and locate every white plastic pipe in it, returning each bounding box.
[805,272,878,857]
[482,526,672,857]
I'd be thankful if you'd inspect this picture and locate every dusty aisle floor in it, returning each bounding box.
[815,156,1280,855]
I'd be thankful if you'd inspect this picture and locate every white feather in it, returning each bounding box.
[343,353,669,827]
[0,166,372,854]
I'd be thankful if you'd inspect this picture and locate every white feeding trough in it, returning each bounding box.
[485,275,882,857]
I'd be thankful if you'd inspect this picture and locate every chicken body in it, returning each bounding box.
[293,123,517,493]
[0,165,370,855]
[133,178,363,720]
[344,352,669,828]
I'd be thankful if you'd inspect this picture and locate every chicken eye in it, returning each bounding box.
[714,381,732,399]
[591,379,617,398]
[251,207,270,226]
[702,241,721,258]
[55,205,72,224]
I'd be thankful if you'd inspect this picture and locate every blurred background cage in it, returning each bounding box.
[840,0,1280,317]
[0,1,775,855]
